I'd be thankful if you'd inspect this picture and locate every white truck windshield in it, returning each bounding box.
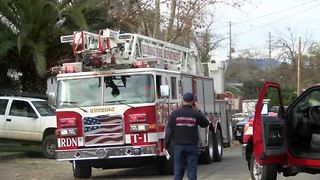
[57,74,155,108]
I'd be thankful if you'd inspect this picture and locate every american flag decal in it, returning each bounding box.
[83,115,124,146]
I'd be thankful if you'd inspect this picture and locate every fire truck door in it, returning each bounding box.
[253,82,286,165]
[195,78,206,146]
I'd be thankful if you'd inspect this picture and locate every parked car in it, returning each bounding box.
[232,112,249,124]
[0,96,57,159]
[233,116,252,143]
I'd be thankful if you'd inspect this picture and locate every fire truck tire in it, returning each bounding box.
[199,130,214,164]
[250,155,277,180]
[158,143,174,175]
[72,161,92,178]
[213,128,223,162]
[42,135,57,159]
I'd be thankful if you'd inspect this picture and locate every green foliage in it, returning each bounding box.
[0,0,87,76]
[0,0,90,93]
[242,80,263,99]
[226,58,297,105]
[265,88,280,107]
[281,85,296,106]
[265,85,295,107]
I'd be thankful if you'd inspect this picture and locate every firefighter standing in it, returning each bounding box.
[164,92,209,180]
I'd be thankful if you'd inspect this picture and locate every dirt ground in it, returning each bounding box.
[0,157,73,180]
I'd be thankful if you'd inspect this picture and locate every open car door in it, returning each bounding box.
[253,81,286,165]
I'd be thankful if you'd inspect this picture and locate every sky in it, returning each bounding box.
[211,0,320,61]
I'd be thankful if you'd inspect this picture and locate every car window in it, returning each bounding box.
[308,90,320,106]
[32,101,55,116]
[296,90,320,112]
[9,100,36,118]
[0,99,8,115]
[233,113,248,119]
[243,116,251,122]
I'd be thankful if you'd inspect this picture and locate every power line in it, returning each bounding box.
[213,0,319,30]
[235,3,320,36]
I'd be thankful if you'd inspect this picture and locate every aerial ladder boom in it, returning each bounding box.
[60,28,204,75]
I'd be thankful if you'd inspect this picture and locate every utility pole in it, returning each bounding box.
[229,21,232,60]
[268,32,272,79]
[269,32,271,61]
[297,36,301,96]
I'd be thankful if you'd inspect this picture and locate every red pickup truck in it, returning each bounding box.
[242,82,320,180]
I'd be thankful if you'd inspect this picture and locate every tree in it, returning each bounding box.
[153,0,161,39]
[191,21,224,75]
[107,0,251,44]
[107,0,153,33]
[273,28,315,91]
[299,42,320,88]
[242,80,263,99]
[0,0,87,93]
[273,28,311,69]
[165,0,177,42]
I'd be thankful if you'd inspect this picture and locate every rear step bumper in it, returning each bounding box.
[56,145,157,161]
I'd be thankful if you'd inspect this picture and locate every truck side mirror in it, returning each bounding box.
[160,85,169,97]
[48,92,56,107]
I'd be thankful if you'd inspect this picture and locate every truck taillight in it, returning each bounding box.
[129,114,147,122]
[57,117,78,137]
[244,118,254,135]
[58,118,77,127]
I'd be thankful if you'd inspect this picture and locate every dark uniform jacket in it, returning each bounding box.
[164,105,209,148]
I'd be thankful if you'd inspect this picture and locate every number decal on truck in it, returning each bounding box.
[131,134,148,143]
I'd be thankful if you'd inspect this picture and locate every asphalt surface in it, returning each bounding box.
[0,142,319,179]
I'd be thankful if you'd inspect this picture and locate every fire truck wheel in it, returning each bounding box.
[250,155,277,180]
[157,143,174,175]
[42,135,57,159]
[199,130,214,164]
[213,128,223,162]
[72,161,92,178]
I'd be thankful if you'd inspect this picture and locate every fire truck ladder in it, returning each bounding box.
[117,33,204,75]
[60,29,120,56]
[60,28,204,75]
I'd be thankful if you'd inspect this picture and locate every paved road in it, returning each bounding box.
[0,143,319,179]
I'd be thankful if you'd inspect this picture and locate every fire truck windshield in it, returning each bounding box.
[103,74,155,105]
[56,74,155,108]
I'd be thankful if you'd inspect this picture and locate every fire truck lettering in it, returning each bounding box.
[60,138,66,147]
[90,107,115,113]
[71,138,77,146]
[59,138,78,147]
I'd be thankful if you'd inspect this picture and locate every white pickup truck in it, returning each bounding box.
[0,96,57,159]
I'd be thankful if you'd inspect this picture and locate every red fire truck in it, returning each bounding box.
[244,82,320,180]
[52,29,226,178]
